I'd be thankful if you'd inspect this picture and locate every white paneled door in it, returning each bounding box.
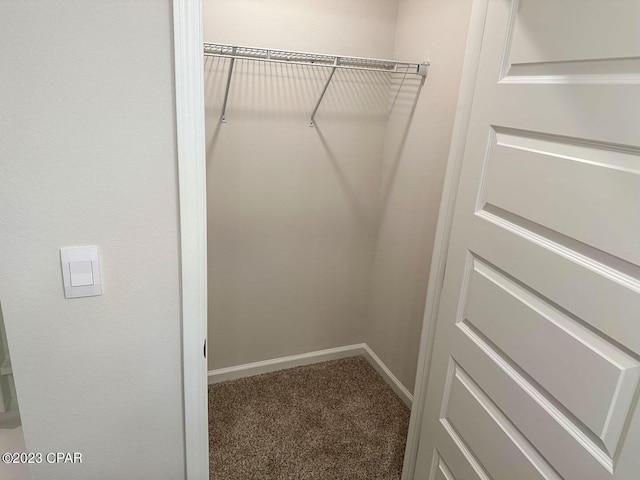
[414,1,640,479]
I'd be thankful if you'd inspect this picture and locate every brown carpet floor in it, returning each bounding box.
[208,356,411,480]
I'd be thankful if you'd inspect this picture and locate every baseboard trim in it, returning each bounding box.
[208,343,413,407]
[361,344,413,408]
[208,344,365,384]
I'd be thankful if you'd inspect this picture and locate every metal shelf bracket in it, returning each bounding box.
[220,47,236,123]
[310,64,337,128]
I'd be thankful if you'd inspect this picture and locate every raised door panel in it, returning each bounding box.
[441,361,560,480]
[511,1,640,63]
[463,256,640,455]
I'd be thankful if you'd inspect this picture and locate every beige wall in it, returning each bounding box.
[203,0,397,58]
[365,0,474,392]
[204,0,398,370]
[204,0,474,395]
[0,2,185,479]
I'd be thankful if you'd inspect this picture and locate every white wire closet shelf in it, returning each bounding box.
[204,43,430,126]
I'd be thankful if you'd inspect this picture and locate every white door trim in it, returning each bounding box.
[172,0,209,479]
[401,1,490,478]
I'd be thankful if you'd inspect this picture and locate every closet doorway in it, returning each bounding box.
[199,0,473,479]
[173,0,474,478]
[204,39,421,480]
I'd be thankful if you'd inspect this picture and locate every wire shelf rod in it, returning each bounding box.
[204,43,429,75]
[205,54,418,75]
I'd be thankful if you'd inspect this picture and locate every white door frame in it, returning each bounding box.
[172,0,492,478]
[173,0,209,479]
[400,0,490,477]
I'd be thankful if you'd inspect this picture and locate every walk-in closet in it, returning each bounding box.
[203,1,473,477]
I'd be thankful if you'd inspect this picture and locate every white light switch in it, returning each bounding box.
[69,261,94,287]
[60,246,102,298]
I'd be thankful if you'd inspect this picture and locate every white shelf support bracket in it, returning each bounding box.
[310,65,337,128]
[418,62,430,78]
[220,47,236,123]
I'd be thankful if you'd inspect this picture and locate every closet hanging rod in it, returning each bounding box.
[204,43,430,126]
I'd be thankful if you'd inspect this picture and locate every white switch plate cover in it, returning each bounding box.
[60,246,102,298]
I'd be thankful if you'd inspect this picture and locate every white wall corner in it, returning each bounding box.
[361,344,413,408]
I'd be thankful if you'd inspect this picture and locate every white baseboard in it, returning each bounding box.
[208,343,413,407]
[361,344,413,408]
[208,344,364,384]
